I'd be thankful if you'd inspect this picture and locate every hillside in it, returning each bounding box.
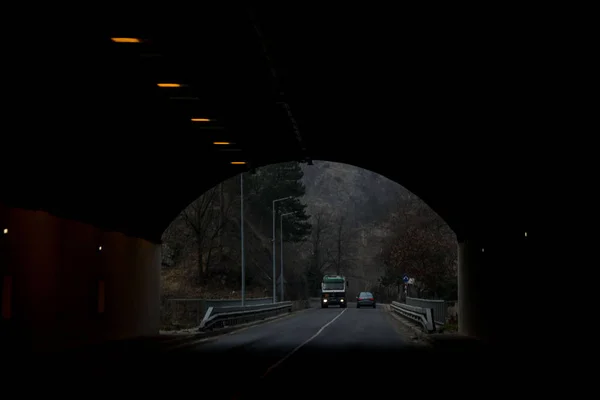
[300,160,407,293]
[301,160,404,220]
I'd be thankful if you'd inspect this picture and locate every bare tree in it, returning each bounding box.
[381,194,457,299]
[302,210,332,295]
[327,214,359,276]
[161,216,191,268]
[309,211,330,272]
[180,186,234,282]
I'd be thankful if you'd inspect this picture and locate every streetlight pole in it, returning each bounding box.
[272,196,293,303]
[240,173,246,306]
[280,211,295,302]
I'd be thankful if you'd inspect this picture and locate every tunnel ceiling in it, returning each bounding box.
[2,6,544,242]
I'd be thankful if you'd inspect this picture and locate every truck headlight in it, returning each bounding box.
[340,299,344,302]
[323,299,328,303]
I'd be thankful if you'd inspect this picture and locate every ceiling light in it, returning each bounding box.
[191,118,211,122]
[111,37,141,43]
[157,83,181,88]
[213,142,231,145]
[231,161,246,165]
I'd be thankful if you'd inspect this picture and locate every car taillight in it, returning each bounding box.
[358,298,362,301]
[369,298,374,301]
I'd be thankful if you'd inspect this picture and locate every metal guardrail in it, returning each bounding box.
[406,297,447,325]
[390,301,436,333]
[199,301,293,330]
[165,297,273,326]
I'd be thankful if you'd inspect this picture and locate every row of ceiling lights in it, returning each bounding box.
[111,37,247,166]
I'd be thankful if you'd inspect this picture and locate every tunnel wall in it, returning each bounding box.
[0,204,161,351]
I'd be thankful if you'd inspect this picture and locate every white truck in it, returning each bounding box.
[320,275,348,308]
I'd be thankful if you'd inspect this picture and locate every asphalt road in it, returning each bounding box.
[147,303,408,395]
[169,304,491,396]
[181,303,407,374]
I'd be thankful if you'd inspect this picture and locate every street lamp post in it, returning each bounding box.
[272,196,293,303]
[280,211,295,302]
[240,173,246,306]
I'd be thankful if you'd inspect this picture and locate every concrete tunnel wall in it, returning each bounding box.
[0,204,161,351]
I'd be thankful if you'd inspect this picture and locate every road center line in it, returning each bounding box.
[261,308,347,378]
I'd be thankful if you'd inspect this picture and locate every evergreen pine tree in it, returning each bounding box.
[245,161,311,242]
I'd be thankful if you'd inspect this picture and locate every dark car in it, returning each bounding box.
[356,292,376,308]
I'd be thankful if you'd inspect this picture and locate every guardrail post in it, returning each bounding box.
[424,308,435,332]
[200,306,214,329]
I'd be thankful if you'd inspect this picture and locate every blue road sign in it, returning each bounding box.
[402,274,409,283]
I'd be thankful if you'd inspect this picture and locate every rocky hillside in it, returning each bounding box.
[301,160,404,222]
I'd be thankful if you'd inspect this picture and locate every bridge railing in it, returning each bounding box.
[164,297,272,327]
[406,297,447,325]
[199,301,293,330]
[390,301,436,333]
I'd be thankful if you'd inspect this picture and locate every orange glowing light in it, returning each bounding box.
[191,118,211,122]
[231,161,246,165]
[157,83,181,88]
[213,142,231,145]
[111,37,141,43]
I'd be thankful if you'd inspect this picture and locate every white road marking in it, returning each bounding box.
[261,308,348,377]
